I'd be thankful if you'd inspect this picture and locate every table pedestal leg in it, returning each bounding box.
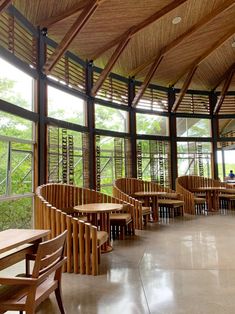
[151,196,159,222]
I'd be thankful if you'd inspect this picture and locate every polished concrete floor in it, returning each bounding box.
[5,212,235,313]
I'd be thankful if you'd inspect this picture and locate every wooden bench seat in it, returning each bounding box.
[219,194,235,210]
[158,199,184,218]
[110,213,132,240]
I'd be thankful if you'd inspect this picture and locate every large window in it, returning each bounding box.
[96,136,131,194]
[95,104,128,132]
[177,117,211,137]
[136,113,169,136]
[47,86,85,125]
[177,142,212,177]
[0,57,34,111]
[47,126,89,187]
[136,139,171,187]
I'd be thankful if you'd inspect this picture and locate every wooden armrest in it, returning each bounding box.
[0,276,37,285]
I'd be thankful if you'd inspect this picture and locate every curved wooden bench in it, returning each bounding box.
[176,175,234,215]
[113,178,184,229]
[35,184,135,276]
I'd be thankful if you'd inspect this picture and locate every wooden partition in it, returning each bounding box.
[113,178,183,229]
[35,183,134,276]
[176,175,233,215]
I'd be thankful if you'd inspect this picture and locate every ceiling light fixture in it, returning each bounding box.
[172,16,182,25]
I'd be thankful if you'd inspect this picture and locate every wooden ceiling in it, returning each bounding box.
[12,0,235,92]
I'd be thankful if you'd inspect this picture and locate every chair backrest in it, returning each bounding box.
[32,230,67,280]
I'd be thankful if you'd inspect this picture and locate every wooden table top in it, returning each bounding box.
[134,191,170,197]
[74,203,123,214]
[191,187,226,192]
[0,229,50,254]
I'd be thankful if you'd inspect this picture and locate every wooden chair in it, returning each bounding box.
[0,230,67,314]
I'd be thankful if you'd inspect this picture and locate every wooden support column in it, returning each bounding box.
[128,78,137,178]
[210,92,219,179]
[132,54,164,107]
[86,60,96,189]
[43,0,101,75]
[168,88,177,189]
[37,28,47,185]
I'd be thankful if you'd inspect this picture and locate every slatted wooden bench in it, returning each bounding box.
[35,184,135,275]
[176,175,234,215]
[113,178,184,229]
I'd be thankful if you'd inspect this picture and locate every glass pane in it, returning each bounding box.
[11,143,33,195]
[0,57,33,110]
[136,113,169,135]
[48,86,85,125]
[218,119,235,137]
[177,118,211,137]
[177,142,212,177]
[0,141,8,196]
[0,111,33,140]
[217,142,235,181]
[0,197,33,231]
[95,104,128,132]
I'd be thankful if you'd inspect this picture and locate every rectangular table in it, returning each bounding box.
[0,229,50,271]
[191,187,225,212]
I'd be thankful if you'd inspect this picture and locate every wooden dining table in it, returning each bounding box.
[133,191,172,221]
[0,229,50,271]
[73,203,123,252]
[191,187,226,212]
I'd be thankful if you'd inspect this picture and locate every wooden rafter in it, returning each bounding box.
[37,1,90,28]
[132,54,164,107]
[213,68,235,114]
[129,0,235,77]
[0,0,11,13]
[43,0,102,75]
[172,65,198,112]
[171,26,235,87]
[91,31,132,96]
[212,62,235,91]
[92,0,188,60]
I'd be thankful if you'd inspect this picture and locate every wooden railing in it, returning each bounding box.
[35,183,134,275]
[113,178,183,229]
[175,175,233,215]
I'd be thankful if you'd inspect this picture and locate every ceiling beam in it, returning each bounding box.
[92,0,188,60]
[43,0,102,75]
[0,0,11,13]
[172,65,198,112]
[132,54,164,107]
[213,68,235,114]
[91,31,132,96]
[129,0,235,77]
[37,1,90,28]
[212,62,235,91]
[171,26,235,87]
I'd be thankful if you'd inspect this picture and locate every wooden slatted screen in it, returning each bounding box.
[175,93,210,114]
[218,95,235,114]
[136,86,168,112]
[0,12,37,67]
[93,72,128,105]
[46,46,85,92]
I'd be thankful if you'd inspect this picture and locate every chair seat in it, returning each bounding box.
[194,197,206,204]
[222,189,235,194]
[110,213,132,224]
[219,194,235,199]
[158,199,184,207]
[97,231,109,246]
[164,192,178,199]
[142,206,151,215]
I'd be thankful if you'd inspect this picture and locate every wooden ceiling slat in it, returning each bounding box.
[91,31,132,96]
[172,65,198,112]
[43,0,102,75]
[0,0,11,13]
[132,54,164,107]
[92,0,188,60]
[171,26,235,87]
[129,0,235,77]
[214,68,235,114]
[37,1,90,28]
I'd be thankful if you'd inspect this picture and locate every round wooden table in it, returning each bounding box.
[191,187,226,212]
[134,191,171,221]
[73,203,123,252]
